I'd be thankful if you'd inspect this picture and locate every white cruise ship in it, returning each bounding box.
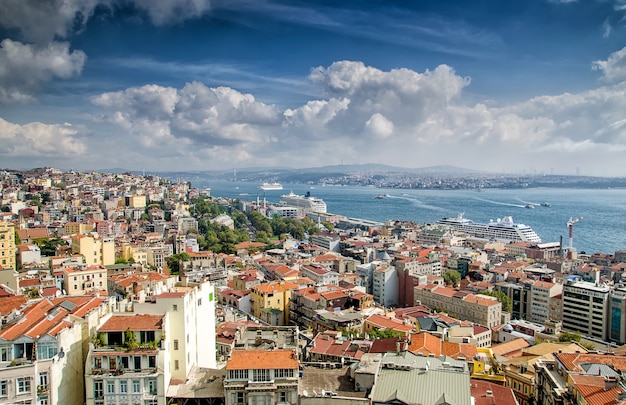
[260,182,283,191]
[437,213,541,243]
[280,191,327,213]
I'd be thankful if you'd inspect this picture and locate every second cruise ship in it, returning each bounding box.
[437,213,542,243]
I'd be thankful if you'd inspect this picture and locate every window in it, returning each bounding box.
[119,380,127,394]
[144,400,158,405]
[37,343,58,360]
[253,369,270,382]
[275,369,293,378]
[0,345,11,362]
[174,340,179,350]
[148,356,156,368]
[16,377,31,393]
[0,380,7,397]
[132,380,140,393]
[175,360,179,370]
[172,304,178,311]
[197,298,202,306]
[94,356,102,369]
[39,398,49,405]
[279,392,288,403]
[94,381,103,399]
[235,392,245,404]
[39,372,49,390]
[106,380,115,394]
[228,370,249,380]
[147,378,157,395]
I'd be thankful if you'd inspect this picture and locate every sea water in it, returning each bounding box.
[192,179,626,255]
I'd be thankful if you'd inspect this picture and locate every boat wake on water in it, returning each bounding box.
[388,194,445,212]
[474,197,526,208]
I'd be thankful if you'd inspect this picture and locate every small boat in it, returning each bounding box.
[540,202,551,207]
[525,203,535,209]
[375,195,385,199]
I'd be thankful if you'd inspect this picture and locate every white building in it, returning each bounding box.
[0,296,111,405]
[133,281,217,377]
[562,275,610,341]
[529,280,563,325]
[85,314,168,405]
[372,265,398,307]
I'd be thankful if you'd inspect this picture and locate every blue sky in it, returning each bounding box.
[1,0,626,176]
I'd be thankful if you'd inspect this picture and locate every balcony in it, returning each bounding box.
[246,380,277,391]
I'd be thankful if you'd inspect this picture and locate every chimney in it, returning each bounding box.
[396,341,401,355]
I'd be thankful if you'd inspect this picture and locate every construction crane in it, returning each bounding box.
[566,216,583,255]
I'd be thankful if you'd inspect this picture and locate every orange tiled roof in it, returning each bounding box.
[407,331,442,356]
[99,314,164,332]
[226,349,298,370]
[0,295,28,315]
[575,383,624,405]
[555,352,626,372]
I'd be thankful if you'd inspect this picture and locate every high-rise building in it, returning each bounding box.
[562,275,610,340]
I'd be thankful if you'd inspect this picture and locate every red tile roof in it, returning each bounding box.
[226,349,298,370]
[99,314,164,332]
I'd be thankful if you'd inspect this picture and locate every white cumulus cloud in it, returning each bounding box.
[0,0,106,44]
[0,39,86,103]
[0,117,85,157]
[593,46,626,83]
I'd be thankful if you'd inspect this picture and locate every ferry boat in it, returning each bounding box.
[437,213,541,243]
[280,191,327,213]
[260,182,283,191]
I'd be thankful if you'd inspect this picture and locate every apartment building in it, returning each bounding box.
[0,221,16,270]
[250,282,293,326]
[71,233,115,266]
[64,221,94,236]
[309,233,340,252]
[224,349,299,405]
[299,264,338,286]
[0,296,110,405]
[133,281,217,379]
[529,280,562,325]
[85,314,168,405]
[562,275,610,340]
[63,264,108,295]
[372,264,398,307]
[415,284,502,328]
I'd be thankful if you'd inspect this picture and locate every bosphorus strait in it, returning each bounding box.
[196,180,626,255]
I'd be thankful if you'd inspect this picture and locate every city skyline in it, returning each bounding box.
[1,0,626,176]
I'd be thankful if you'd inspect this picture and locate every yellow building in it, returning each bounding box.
[125,194,147,208]
[250,282,294,326]
[119,244,148,266]
[0,221,16,270]
[71,233,115,266]
[63,264,108,295]
[64,221,94,236]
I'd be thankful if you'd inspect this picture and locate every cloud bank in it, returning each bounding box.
[80,54,626,174]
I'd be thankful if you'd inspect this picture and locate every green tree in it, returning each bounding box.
[558,331,581,343]
[442,270,461,287]
[479,290,512,313]
[165,252,191,275]
[39,237,68,256]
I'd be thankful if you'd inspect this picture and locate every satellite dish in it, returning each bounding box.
[303,390,308,397]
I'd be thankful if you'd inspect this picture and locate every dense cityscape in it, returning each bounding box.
[0,167,625,405]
